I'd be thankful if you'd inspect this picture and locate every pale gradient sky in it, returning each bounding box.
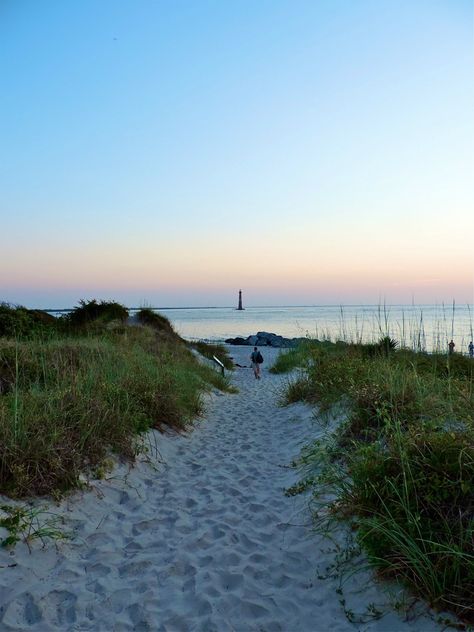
[1,0,473,308]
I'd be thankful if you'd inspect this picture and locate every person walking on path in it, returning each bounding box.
[448,339,455,355]
[469,341,474,358]
[250,346,262,379]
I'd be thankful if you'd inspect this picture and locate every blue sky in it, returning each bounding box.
[1,0,472,307]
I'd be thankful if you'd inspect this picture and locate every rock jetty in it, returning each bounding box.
[225,331,307,348]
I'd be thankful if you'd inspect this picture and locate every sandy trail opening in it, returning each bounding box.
[0,346,441,631]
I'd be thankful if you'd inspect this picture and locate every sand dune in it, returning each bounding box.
[0,346,442,631]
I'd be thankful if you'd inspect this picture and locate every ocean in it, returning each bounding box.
[154,304,474,353]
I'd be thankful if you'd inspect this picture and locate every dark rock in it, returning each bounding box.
[225,332,308,348]
[225,337,248,345]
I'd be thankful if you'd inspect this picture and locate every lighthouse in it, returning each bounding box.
[237,289,244,311]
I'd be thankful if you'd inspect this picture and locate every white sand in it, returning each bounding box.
[0,346,443,631]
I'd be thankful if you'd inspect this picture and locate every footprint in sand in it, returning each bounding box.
[0,346,445,632]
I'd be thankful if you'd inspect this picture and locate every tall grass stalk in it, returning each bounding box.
[13,342,19,442]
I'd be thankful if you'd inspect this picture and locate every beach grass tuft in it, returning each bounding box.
[135,307,177,336]
[275,336,474,621]
[190,340,234,370]
[0,504,67,548]
[0,305,233,498]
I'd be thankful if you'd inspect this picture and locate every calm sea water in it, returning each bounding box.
[153,305,474,353]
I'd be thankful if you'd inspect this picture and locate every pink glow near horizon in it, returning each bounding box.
[3,236,472,306]
[1,2,473,308]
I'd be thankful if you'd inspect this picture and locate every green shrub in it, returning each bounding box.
[0,304,58,339]
[354,336,399,360]
[136,308,177,336]
[66,299,129,328]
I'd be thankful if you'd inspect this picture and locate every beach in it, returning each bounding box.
[2,0,471,626]
[0,346,444,631]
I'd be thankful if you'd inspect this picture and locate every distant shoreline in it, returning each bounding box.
[37,302,474,313]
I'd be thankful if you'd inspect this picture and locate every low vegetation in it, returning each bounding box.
[190,340,234,370]
[270,340,343,375]
[0,303,58,339]
[65,299,129,328]
[275,338,474,622]
[0,301,232,498]
[0,504,66,548]
[135,307,178,336]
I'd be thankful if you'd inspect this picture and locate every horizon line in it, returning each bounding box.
[36,302,473,313]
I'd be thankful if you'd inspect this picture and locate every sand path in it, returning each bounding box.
[0,346,442,631]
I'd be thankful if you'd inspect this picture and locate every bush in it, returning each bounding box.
[354,336,399,359]
[0,303,58,339]
[66,299,129,328]
[135,308,177,336]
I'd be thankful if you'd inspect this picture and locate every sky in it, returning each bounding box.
[1,0,473,308]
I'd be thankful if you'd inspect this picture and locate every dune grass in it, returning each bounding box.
[0,302,232,498]
[0,504,67,548]
[270,340,345,375]
[190,340,234,370]
[269,345,308,374]
[135,308,234,371]
[135,307,178,336]
[275,339,474,621]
